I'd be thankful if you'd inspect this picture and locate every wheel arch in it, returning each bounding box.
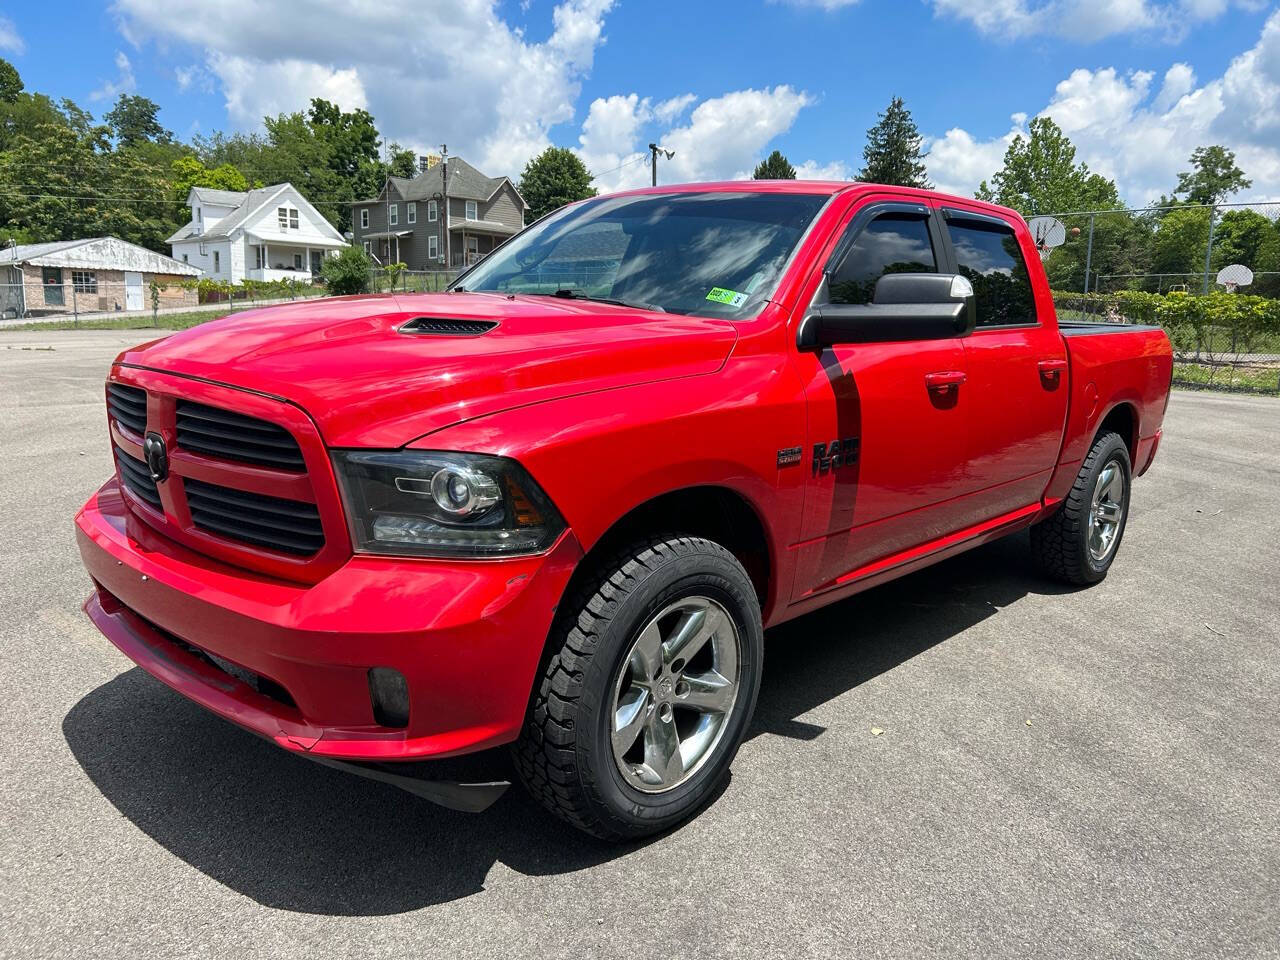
[570,484,775,615]
[1096,401,1138,462]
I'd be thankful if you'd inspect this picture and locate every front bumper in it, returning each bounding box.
[76,479,581,761]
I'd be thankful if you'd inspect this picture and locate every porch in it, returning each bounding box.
[448,219,519,268]
[245,237,342,282]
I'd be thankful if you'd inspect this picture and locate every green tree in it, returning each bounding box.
[170,155,250,200]
[320,244,373,295]
[104,94,172,148]
[977,116,1119,215]
[858,96,930,189]
[518,147,596,222]
[1175,146,1251,206]
[1152,206,1212,277]
[0,58,22,104]
[753,150,796,180]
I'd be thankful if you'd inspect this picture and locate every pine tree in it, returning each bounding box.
[752,150,796,180]
[858,96,931,189]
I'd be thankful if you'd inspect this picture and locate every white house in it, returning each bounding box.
[168,184,347,284]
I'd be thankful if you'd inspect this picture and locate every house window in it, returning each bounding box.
[389,204,398,227]
[294,254,303,270]
[428,235,439,259]
[72,271,98,293]
[360,208,369,229]
[196,207,203,226]
[407,202,416,224]
[289,209,299,229]
[363,241,371,254]
[213,251,220,273]
[465,200,478,221]
[427,200,437,222]
[278,207,288,230]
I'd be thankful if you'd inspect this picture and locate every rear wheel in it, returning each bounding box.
[1031,430,1132,585]
[513,535,763,840]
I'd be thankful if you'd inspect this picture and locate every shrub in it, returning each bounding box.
[320,245,373,295]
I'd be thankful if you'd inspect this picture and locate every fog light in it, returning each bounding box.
[367,667,410,728]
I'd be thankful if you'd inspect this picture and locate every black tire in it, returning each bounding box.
[513,535,763,840]
[1030,430,1132,586]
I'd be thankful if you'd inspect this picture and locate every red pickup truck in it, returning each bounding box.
[76,181,1172,839]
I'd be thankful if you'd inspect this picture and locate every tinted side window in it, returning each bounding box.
[945,219,1037,327]
[828,213,936,305]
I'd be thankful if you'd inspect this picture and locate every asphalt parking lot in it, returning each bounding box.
[1,328,1276,960]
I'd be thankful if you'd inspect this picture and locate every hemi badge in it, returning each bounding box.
[777,446,803,467]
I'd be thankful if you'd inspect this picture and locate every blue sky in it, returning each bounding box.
[3,1,1279,204]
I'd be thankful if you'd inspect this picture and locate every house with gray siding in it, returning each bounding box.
[351,157,527,269]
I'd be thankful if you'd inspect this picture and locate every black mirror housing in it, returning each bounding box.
[798,272,977,349]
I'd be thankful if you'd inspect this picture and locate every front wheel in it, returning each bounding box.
[513,535,763,840]
[1031,430,1132,585]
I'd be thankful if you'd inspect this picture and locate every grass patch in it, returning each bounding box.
[1174,362,1280,394]
[5,308,260,332]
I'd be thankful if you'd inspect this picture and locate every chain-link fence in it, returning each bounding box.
[1043,201,1280,395]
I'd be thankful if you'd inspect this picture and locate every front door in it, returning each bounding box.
[791,198,972,601]
[42,267,64,306]
[940,205,1069,514]
[124,272,144,311]
[310,250,322,276]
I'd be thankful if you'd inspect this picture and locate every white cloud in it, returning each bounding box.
[926,115,1029,197]
[662,87,813,183]
[90,51,137,102]
[207,53,367,127]
[793,159,853,180]
[0,15,24,54]
[113,0,616,178]
[922,9,1280,204]
[576,86,814,192]
[174,63,214,94]
[654,93,696,124]
[929,0,1257,42]
[1153,63,1196,112]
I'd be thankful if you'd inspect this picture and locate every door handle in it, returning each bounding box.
[1038,358,1067,384]
[925,371,966,393]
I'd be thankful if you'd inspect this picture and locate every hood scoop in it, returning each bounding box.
[399,316,499,337]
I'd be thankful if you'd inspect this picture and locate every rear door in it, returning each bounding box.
[940,205,1068,514]
[791,197,972,600]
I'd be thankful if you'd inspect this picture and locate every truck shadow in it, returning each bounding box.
[62,532,1073,916]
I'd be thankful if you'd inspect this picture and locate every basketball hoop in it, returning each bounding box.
[1028,216,1067,261]
[1216,264,1253,292]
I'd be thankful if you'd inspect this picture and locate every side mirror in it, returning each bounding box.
[797,273,977,349]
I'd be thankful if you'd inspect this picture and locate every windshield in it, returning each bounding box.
[456,191,828,318]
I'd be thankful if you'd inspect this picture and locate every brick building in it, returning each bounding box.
[1,237,201,319]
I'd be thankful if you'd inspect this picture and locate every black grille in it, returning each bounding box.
[400,316,498,336]
[114,444,161,510]
[176,401,305,471]
[107,383,147,436]
[185,477,324,556]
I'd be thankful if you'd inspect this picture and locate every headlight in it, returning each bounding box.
[332,450,565,558]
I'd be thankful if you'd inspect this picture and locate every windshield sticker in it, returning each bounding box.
[706,287,748,307]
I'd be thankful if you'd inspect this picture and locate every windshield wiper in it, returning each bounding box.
[547,288,665,313]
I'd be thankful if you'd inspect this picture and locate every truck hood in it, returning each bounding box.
[117,292,738,447]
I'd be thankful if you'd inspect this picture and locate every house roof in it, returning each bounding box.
[190,187,250,207]
[360,157,527,208]
[168,185,290,244]
[4,237,201,275]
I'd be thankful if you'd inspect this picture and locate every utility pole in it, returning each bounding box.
[441,144,451,273]
[648,143,675,186]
